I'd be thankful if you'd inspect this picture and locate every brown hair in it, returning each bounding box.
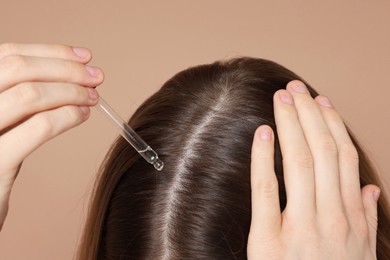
[77,57,390,259]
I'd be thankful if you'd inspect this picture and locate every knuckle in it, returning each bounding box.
[66,84,78,97]
[256,178,279,198]
[318,136,337,154]
[253,149,273,161]
[63,60,81,76]
[346,205,366,222]
[31,113,54,139]
[339,144,359,162]
[323,215,350,240]
[29,106,84,141]
[354,217,369,239]
[295,150,314,169]
[47,44,77,60]
[72,85,88,101]
[247,229,278,245]
[366,214,378,232]
[63,106,83,124]
[52,44,71,58]
[0,42,17,57]
[296,98,312,108]
[13,83,41,105]
[3,54,29,72]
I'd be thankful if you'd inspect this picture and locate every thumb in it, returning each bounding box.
[361,184,380,256]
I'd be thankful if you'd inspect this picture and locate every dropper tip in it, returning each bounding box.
[153,158,164,171]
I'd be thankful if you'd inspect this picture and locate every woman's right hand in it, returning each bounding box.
[0,43,104,230]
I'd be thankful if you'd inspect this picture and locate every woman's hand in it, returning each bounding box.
[247,80,379,259]
[0,43,104,230]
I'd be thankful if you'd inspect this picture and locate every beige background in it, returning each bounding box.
[0,1,389,259]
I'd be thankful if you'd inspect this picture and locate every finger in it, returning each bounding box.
[361,184,380,255]
[286,80,342,216]
[314,96,363,220]
[0,82,99,131]
[249,125,281,242]
[274,89,316,220]
[0,190,10,231]
[0,105,90,175]
[0,55,104,92]
[0,43,92,63]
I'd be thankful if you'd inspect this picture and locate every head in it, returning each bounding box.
[78,57,390,259]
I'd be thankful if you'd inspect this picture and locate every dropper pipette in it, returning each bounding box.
[96,97,164,171]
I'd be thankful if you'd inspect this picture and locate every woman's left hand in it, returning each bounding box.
[247,80,379,259]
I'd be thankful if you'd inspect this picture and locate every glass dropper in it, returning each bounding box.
[96,97,164,171]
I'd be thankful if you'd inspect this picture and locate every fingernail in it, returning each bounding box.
[291,83,308,93]
[316,96,333,108]
[373,189,381,202]
[280,91,294,105]
[87,88,98,100]
[258,126,272,140]
[80,106,90,117]
[86,66,101,78]
[73,47,90,59]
